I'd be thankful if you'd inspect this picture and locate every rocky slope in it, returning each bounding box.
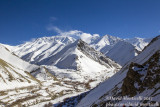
[0,44,40,90]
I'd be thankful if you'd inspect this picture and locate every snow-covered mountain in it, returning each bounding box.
[90,35,121,52]
[37,39,120,70]
[9,33,150,67]
[10,35,121,71]
[106,41,139,66]
[77,35,160,107]
[10,34,122,65]
[124,37,151,51]
[12,36,75,64]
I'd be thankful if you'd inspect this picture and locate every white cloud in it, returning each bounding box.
[46,24,62,34]
[60,30,82,37]
[46,25,100,44]
[93,34,100,37]
[59,30,100,44]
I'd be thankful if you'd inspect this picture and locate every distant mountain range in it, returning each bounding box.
[0,33,155,107]
[5,34,151,66]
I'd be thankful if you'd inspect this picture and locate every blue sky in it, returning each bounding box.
[0,0,160,45]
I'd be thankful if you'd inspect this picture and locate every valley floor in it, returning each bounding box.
[0,65,119,107]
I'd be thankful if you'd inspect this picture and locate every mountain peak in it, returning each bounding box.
[30,36,76,45]
[124,37,151,51]
[76,39,90,49]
